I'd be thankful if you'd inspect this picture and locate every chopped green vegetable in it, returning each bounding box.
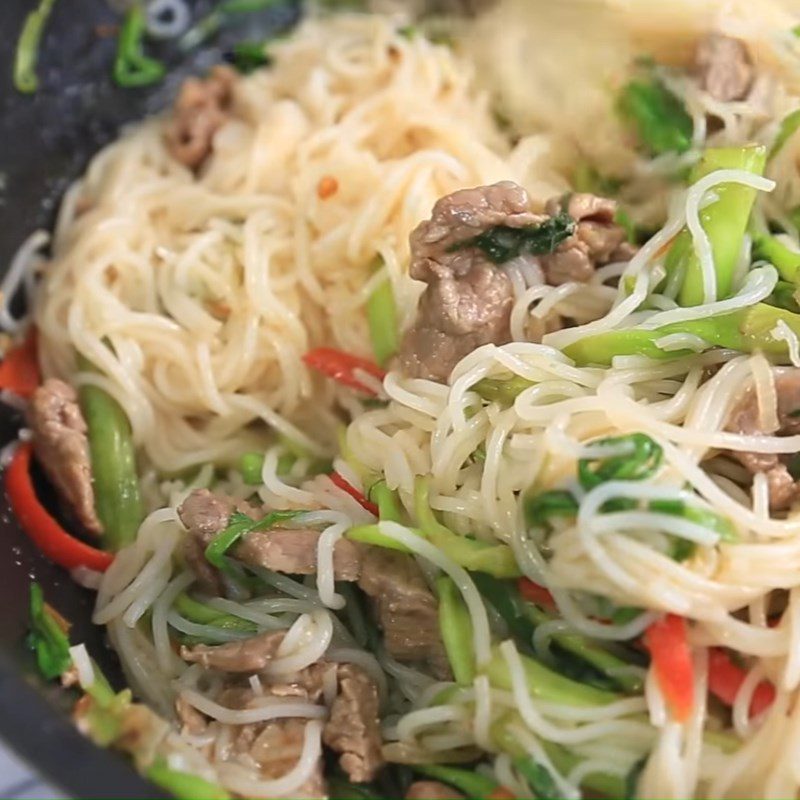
[768,280,800,313]
[514,756,559,800]
[625,757,648,800]
[485,645,620,706]
[665,145,767,306]
[414,765,497,799]
[414,477,521,578]
[573,162,622,196]
[225,40,270,73]
[368,480,404,522]
[524,490,578,531]
[618,77,693,156]
[615,207,638,244]
[578,433,663,490]
[437,576,475,685]
[114,3,166,88]
[27,583,71,680]
[769,109,800,160]
[329,777,384,800]
[147,759,231,800]
[346,523,418,552]
[397,25,418,39]
[14,0,57,94]
[452,213,576,265]
[78,357,144,550]
[473,375,533,404]
[173,594,257,635]
[649,498,738,542]
[367,261,399,367]
[753,232,800,283]
[239,452,264,484]
[205,509,305,570]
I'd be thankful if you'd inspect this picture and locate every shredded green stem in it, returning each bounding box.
[14,0,57,94]
[114,3,166,88]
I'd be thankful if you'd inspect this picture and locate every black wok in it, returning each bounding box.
[0,2,300,796]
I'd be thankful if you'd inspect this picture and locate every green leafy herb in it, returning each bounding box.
[514,756,559,799]
[114,3,166,88]
[618,77,693,156]
[770,109,800,160]
[578,433,663,490]
[27,583,71,680]
[205,509,305,570]
[14,0,57,93]
[525,490,578,531]
[453,212,576,264]
[225,40,270,73]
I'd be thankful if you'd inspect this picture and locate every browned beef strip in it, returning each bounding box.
[322,664,384,782]
[236,528,364,581]
[180,629,286,672]
[406,781,466,800]
[539,193,631,285]
[177,488,232,594]
[357,548,452,680]
[164,66,236,170]
[28,378,102,535]
[726,368,800,510]
[399,182,542,382]
[695,33,754,102]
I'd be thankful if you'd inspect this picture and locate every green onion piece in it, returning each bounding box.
[614,207,638,244]
[239,452,264,484]
[78,371,144,550]
[414,477,521,578]
[473,375,533,405]
[437,576,475,686]
[367,260,399,367]
[768,280,800,313]
[625,757,648,800]
[485,645,620,706]
[368,480,404,522]
[665,145,766,306]
[414,764,497,799]
[205,509,305,570]
[27,583,71,680]
[524,490,578,530]
[453,213,576,265]
[226,40,270,73]
[618,77,693,156]
[572,162,622,196]
[752,232,800,283]
[346,524,418,552]
[147,759,231,800]
[513,756,559,800]
[649,497,738,542]
[14,0,57,94]
[578,433,663,490]
[114,4,166,88]
[769,109,800,160]
[173,593,257,635]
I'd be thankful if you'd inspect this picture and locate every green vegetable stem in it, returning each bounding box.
[114,3,166,88]
[437,576,475,685]
[14,0,57,93]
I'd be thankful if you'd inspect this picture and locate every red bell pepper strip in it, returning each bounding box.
[303,347,386,395]
[708,647,775,718]
[518,577,556,609]
[5,442,113,572]
[329,471,379,516]
[0,328,40,398]
[644,613,694,723]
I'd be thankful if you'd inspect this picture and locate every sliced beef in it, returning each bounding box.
[726,368,800,509]
[29,378,102,535]
[358,548,451,680]
[399,182,541,382]
[164,65,236,170]
[269,661,335,703]
[236,528,363,581]
[695,34,754,102]
[180,629,285,672]
[406,781,465,800]
[322,664,383,782]
[175,695,208,736]
[539,193,631,285]
[177,489,233,594]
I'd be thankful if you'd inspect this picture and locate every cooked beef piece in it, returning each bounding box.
[399,182,542,382]
[695,33,754,102]
[358,548,451,680]
[726,368,800,509]
[174,695,208,735]
[322,664,383,782]
[164,66,236,170]
[29,378,102,535]
[269,661,336,702]
[177,489,233,594]
[406,781,466,799]
[236,528,364,581]
[539,193,632,285]
[180,629,286,672]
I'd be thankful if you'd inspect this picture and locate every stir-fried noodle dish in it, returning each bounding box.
[14,0,800,797]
